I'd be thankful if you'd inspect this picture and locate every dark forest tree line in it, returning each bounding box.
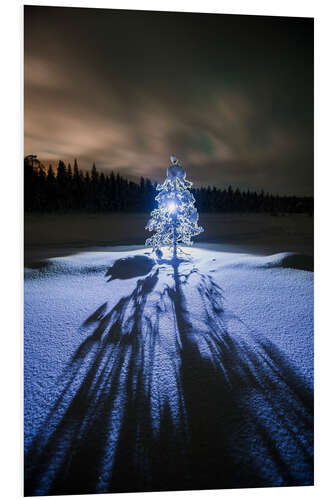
[24,155,313,215]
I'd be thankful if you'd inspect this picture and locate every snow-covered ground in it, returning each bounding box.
[24,245,313,495]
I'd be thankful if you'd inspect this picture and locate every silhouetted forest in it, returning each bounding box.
[24,155,313,215]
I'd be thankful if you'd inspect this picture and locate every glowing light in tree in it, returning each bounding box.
[167,201,177,213]
[145,155,203,258]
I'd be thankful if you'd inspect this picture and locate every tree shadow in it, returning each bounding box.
[105,254,155,281]
[25,258,313,496]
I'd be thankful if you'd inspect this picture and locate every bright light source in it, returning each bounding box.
[167,201,177,213]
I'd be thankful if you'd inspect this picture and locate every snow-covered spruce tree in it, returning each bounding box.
[145,155,203,259]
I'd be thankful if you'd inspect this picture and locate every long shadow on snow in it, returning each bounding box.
[25,258,313,496]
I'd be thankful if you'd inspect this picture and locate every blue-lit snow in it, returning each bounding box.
[24,246,313,495]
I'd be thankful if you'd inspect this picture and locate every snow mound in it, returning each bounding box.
[24,255,108,278]
[213,252,313,272]
[252,252,313,271]
[24,249,313,281]
[24,251,139,279]
[257,252,313,271]
[274,252,313,271]
[105,255,155,281]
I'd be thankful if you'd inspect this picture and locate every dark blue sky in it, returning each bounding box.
[24,6,313,195]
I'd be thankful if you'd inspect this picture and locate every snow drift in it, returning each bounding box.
[24,246,313,495]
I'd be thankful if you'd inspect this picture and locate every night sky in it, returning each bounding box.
[24,6,313,195]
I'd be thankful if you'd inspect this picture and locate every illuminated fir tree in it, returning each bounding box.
[145,155,203,258]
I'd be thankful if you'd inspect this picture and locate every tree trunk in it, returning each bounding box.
[172,179,178,259]
[173,219,177,259]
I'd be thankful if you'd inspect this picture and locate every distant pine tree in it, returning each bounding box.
[73,159,79,180]
[67,163,72,182]
[57,161,67,187]
[91,163,98,184]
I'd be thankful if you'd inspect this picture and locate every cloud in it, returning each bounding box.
[24,6,313,195]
